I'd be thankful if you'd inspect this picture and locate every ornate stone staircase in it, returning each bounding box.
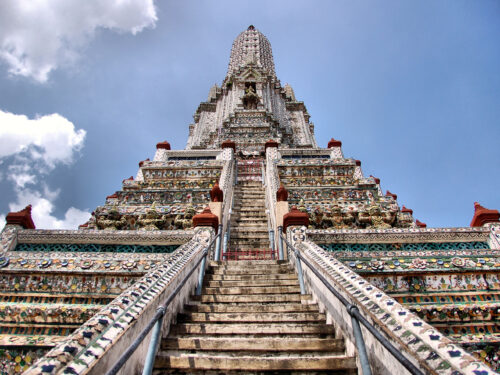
[228,180,272,258]
[153,260,357,374]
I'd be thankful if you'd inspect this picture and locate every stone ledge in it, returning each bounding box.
[307,227,490,244]
[16,229,194,245]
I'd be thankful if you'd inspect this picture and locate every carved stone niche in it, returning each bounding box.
[242,82,259,109]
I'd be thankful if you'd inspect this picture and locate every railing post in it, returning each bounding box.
[142,307,165,375]
[269,229,275,260]
[222,232,228,260]
[197,235,217,296]
[214,224,222,261]
[196,253,207,296]
[278,226,284,260]
[295,252,306,295]
[349,305,372,375]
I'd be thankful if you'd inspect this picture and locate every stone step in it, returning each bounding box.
[234,183,263,187]
[230,236,269,242]
[228,242,271,248]
[154,370,353,375]
[233,197,264,201]
[204,279,299,288]
[229,238,271,244]
[232,212,267,218]
[224,254,275,261]
[237,207,266,212]
[161,337,344,352]
[208,263,291,271]
[231,220,267,225]
[231,227,268,233]
[230,236,270,242]
[205,273,297,281]
[230,220,267,226]
[233,199,265,203]
[178,312,326,323]
[169,322,334,336]
[230,235,270,241]
[231,222,267,227]
[209,260,285,267]
[234,194,264,197]
[192,294,312,303]
[229,235,270,240]
[206,267,292,275]
[154,353,357,372]
[184,303,318,313]
[232,213,267,218]
[233,199,263,203]
[202,286,302,295]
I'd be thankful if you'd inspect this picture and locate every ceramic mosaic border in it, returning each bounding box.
[290,226,495,375]
[12,228,194,246]
[306,227,491,245]
[0,249,166,273]
[23,227,212,375]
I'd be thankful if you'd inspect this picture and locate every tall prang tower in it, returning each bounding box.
[1,26,499,375]
[187,25,317,152]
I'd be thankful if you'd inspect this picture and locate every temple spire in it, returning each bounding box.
[226,25,276,79]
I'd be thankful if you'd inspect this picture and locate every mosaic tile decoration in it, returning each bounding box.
[23,228,213,375]
[289,226,495,375]
[14,243,180,254]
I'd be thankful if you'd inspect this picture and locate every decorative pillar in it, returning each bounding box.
[327,138,343,158]
[208,182,223,222]
[275,183,289,227]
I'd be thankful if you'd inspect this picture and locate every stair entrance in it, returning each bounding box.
[151,159,357,373]
[153,260,357,373]
[225,159,275,260]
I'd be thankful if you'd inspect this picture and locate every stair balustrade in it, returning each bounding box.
[105,231,220,375]
[280,231,424,375]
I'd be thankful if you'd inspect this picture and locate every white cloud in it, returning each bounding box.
[0,109,86,167]
[9,173,36,188]
[0,0,157,82]
[0,109,90,230]
[7,188,90,230]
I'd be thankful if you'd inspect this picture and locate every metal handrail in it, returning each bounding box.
[264,155,278,251]
[105,232,220,375]
[222,161,236,260]
[280,233,424,375]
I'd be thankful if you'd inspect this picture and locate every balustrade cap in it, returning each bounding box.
[283,206,309,232]
[264,139,279,150]
[415,219,427,228]
[276,183,288,202]
[156,141,171,150]
[210,182,224,202]
[193,206,219,232]
[221,140,236,151]
[5,205,36,229]
[327,138,342,148]
[470,202,500,227]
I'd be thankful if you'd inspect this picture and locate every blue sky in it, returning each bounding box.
[0,0,498,229]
